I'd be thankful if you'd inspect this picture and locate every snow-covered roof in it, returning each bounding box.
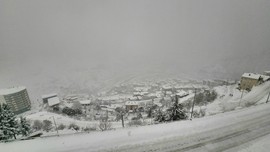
[133,92,142,96]
[147,93,157,97]
[154,102,162,107]
[42,93,57,99]
[108,104,123,109]
[101,108,115,112]
[48,97,60,107]
[79,100,91,105]
[125,101,139,106]
[174,85,184,89]
[0,86,26,95]
[128,96,142,100]
[133,92,149,96]
[162,85,172,90]
[134,87,150,92]
[138,99,153,104]
[98,95,124,101]
[242,73,270,81]
[164,96,171,101]
[242,73,261,80]
[176,90,188,97]
[261,75,270,81]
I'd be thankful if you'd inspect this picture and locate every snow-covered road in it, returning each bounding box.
[2,103,270,152]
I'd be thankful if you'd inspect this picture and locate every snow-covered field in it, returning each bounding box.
[24,111,124,135]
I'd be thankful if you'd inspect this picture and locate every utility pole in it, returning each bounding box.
[190,88,196,120]
[116,109,125,128]
[239,89,244,106]
[266,92,270,103]
[51,116,59,136]
[121,113,125,128]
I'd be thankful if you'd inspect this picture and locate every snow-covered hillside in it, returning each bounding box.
[2,100,270,152]
[206,82,270,115]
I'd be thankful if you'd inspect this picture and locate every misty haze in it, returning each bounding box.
[1,0,270,152]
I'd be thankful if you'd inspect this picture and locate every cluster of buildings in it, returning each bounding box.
[1,70,268,116]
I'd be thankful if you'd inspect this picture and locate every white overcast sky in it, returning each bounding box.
[1,0,270,84]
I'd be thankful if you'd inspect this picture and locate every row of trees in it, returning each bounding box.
[32,120,54,132]
[0,104,31,141]
[62,107,82,116]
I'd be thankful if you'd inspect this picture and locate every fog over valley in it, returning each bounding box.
[1,0,270,100]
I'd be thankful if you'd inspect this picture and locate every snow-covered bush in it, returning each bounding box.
[42,120,53,132]
[57,124,66,130]
[98,120,112,131]
[62,107,82,116]
[83,125,97,132]
[32,120,43,131]
[154,108,166,122]
[68,123,80,131]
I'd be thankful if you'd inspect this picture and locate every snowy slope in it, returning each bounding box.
[2,102,270,152]
[206,82,270,115]
[25,111,123,133]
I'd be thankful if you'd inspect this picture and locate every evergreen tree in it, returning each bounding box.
[154,108,166,122]
[19,116,31,137]
[165,96,187,121]
[146,104,158,118]
[136,112,142,119]
[0,104,19,141]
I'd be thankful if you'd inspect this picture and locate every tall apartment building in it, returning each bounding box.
[0,86,31,114]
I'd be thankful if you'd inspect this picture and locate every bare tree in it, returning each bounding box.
[115,107,126,128]
[98,119,112,131]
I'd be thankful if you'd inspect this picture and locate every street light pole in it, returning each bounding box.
[239,89,244,106]
[51,116,59,136]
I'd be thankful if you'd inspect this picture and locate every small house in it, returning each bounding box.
[79,100,91,106]
[48,97,60,107]
[240,73,270,91]
[125,101,139,112]
[42,93,57,104]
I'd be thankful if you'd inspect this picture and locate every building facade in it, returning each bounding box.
[125,101,139,112]
[0,87,31,114]
[240,73,265,91]
[41,93,57,104]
